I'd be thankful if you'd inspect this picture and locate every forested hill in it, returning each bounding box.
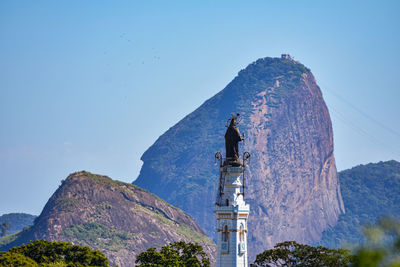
[0,213,36,235]
[320,160,400,247]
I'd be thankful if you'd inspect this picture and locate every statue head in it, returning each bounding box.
[227,113,241,127]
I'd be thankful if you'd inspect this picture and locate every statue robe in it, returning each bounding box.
[225,124,242,161]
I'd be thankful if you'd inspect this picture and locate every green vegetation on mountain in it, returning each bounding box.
[0,213,36,235]
[130,202,213,245]
[63,222,137,252]
[320,160,400,248]
[0,240,109,266]
[55,198,80,212]
[0,230,23,248]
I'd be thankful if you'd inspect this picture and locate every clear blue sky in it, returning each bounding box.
[1,1,399,215]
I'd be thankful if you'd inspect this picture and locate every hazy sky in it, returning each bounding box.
[1,1,399,216]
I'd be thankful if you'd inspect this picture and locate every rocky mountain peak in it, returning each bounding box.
[134,56,345,260]
[0,171,215,267]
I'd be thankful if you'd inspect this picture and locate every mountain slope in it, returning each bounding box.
[0,213,36,235]
[320,160,400,247]
[134,55,344,259]
[0,171,215,267]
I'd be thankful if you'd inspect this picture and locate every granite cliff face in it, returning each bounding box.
[0,171,215,267]
[134,56,345,260]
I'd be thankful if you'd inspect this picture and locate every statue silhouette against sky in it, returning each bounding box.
[224,114,244,166]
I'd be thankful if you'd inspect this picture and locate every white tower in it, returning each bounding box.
[214,113,250,267]
[214,164,250,267]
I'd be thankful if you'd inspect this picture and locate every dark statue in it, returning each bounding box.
[225,114,244,166]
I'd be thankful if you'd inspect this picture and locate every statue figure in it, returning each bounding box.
[225,114,244,166]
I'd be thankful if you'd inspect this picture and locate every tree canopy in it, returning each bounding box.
[251,241,353,267]
[136,241,210,267]
[352,218,400,267]
[0,251,38,266]
[0,240,109,266]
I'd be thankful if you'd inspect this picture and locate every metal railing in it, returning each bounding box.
[215,152,250,204]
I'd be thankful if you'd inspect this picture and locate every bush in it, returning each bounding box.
[3,240,109,266]
[136,241,210,267]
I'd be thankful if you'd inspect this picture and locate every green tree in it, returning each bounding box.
[0,222,10,237]
[136,241,210,267]
[251,241,353,267]
[0,251,38,266]
[0,240,109,266]
[353,218,400,267]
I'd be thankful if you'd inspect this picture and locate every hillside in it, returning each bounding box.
[0,213,36,235]
[134,55,344,260]
[0,171,215,267]
[319,160,400,247]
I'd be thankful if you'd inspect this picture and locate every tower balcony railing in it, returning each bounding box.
[215,152,251,203]
[214,153,251,168]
